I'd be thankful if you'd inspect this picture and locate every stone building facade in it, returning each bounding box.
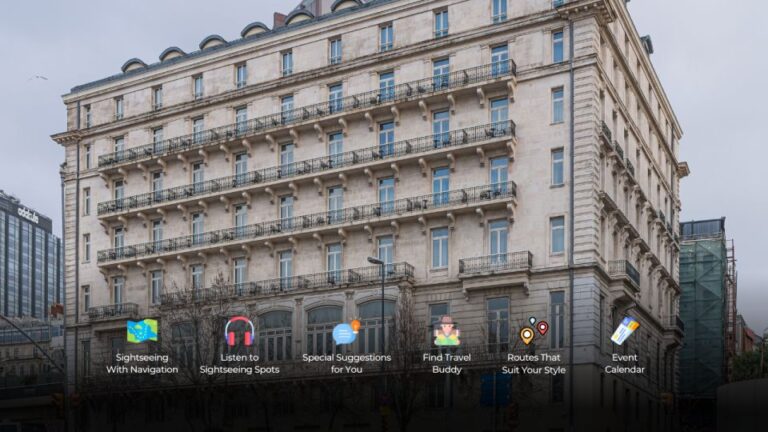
[52,0,687,430]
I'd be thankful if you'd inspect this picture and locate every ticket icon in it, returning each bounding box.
[611,317,639,345]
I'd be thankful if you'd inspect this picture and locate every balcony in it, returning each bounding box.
[96,60,518,170]
[663,315,684,347]
[160,262,414,307]
[600,121,612,150]
[607,260,640,287]
[87,303,139,322]
[613,141,625,160]
[97,181,518,266]
[97,122,516,218]
[458,251,533,294]
[626,159,635,177]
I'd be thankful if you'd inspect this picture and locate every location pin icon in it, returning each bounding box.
[520,327,535,345]
[528,316,536,326]
[537,321,549,336]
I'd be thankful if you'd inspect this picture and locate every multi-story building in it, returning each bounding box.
[52,0,686,430]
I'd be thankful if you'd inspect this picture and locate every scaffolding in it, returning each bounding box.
[678,218,737,399]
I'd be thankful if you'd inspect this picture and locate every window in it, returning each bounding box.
[550,216,565,254]
[193,75,204,99]
[307,306,342,355]
[491,44,509,77]
[550,291,565,348]
[380,23,394,52]
[115,97,124,120]
[193,117,205,144]
[492,0,507,23]
[490,98,509,131]
[432,167,450,206]
[552,87,565,124]
[432,110,450,148]
[553,0,565,7]
[190,264,203,290]
[552,149,565,186]
[282,51,293,76]
[329,38,342,65]
[326,243,342,282]
[279,250,293,289]
[150,270,162,305]
[113,226,124,249]
[153,86,163,110]
[328,83,343,113]
[114,137,125,158]
[357,300,395,353]
[379,71,395,102]
[192,162,204,193]
[84,105,92,128]
[113,276,124,304]
[152,171,163,202]
[82,286,90,311]
[378,177,395,215]
[377,236,394,274]
[191,212,204,245]
[553,30,564,63]
[328,187,344,223]
[280,143,295,176]
[83,233,90,262]
[234,152,248,186]
[83,188,91,215]
[432,58,450,90]
[235,107,248,135]
[233,258,247,292]
[279,196,293,229]
[328,132,343,166]
[84,144,92,169]
[434,9,449,38]
[431,227,449,269]
[281,95,294,124]
[234,204,247,237]
[378,121,395,157]
[259,311,292,361]
[489,220,508,261]
[487,297,509,352]
[236,63,247,88]
[490,157,508,193]
[152,127,164,153]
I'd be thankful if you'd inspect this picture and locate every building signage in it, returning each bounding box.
[17,207,40,224]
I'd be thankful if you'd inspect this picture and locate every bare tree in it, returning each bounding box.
[389,287,425,432]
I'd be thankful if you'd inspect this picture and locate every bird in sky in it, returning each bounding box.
[27,75,48,81]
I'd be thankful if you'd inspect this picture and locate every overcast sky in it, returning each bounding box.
[0,0,765,332]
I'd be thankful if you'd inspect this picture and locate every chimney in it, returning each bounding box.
[273,12,287,29]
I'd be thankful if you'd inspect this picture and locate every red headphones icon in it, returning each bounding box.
[224,316,255,346]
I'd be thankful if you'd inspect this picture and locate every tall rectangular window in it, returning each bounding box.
[380,24,394,52]
[487,297,510,352]
[114,137,125,158]
[491,45,509,77]
[490,157,508,193]
[327,243,342,281]
[233,258,247,288]
[192,162,204,193]
[281,95,294,124]
[193,75,204,100]
[83,233,91,262]
[191,213,204,245]
[279,196,294,229]
[153,86,163,110]
[150,270,162,305]
[235,107,248,135]
[432,110,450,148]
[83,188,91,215]
[113,276,124,304]
[377,235,394,271]
[432,167,450,206]
[115,97,124,120]
[84,144,92,169]
[552,87,565,124]
[84,105,92,128]
[236,64,247,88]
[151,220,163,254]
[193,117,205,144]
[550,216,565,254]
[492,0,507,23]
[282,51,293,76]
[328,132,343,166]
[378,121,395,157]
[234,204,247,237]
[153,127,164,153]
[434,9,449,38]
[113,226,124,250]
[552,149,565,186]
[431,227,449,269]
[432,58,450,90]
[190,264,203,290]
[553,30,564,63]
[82,286,90,312]
[152,171,163,202]
[329,83,343,113]
[489,220,508,260]
[328,187,344,223]
[279,250,293,288]
[234,152,248,186]
[280,143,295,176]
[550,291,565,348]
[329,38,342,65]
[379,71,395,102]
[378,177,395,215]
[490,98,509,131]
[113,180,124,206]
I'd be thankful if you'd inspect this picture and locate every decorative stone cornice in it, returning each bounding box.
[51,131,82,146]
[556,0,618,25]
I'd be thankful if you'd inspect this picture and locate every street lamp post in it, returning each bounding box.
[367,256,387,431]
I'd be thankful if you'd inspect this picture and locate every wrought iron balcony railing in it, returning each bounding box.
[600,121,612,145]
[458,251,533,275]
[87,303,139,321]
[97,122,516,216]
[613,141,625,160]
[97,181,517,264]
[160,262,414,307]
[626,159,635,177]
[97,60,517,169]
[658,210,666,225]
[664,315,685,332]
[607,260,640,287]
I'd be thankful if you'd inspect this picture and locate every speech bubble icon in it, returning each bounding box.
[333,323,356,345]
